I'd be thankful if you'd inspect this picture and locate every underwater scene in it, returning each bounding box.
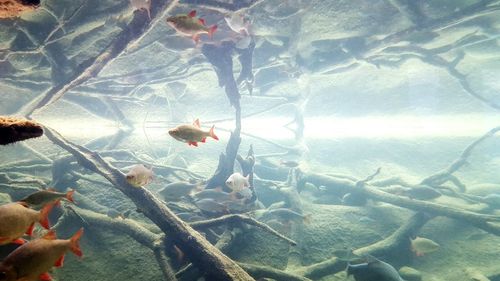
[1,0,500,280]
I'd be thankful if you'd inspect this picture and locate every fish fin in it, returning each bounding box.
[193,118,201,128]
[70,228,84,257]
[173,245,184,262]
[26,222,35,236]
[198,18,206,25]
[201,137,206,143]
[244,175,250,187]
[39,272,52,281]
[209,125,219,140]
[42,230,57,240]
[39,202,55,229]
[12,238,26,245]
[188,10,196,17]
[303,214,312,224]
[54,255,65,267]
[17,201,29,208]
[147,8,151,20]
[229,191,238,200]
[208,25,217,39]
[66,189,75,203]
[188,141,198,147]
[192,34,200,44]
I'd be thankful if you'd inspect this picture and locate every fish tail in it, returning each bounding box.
[66,189,75,203]
[208,25,217,39]
[303,214,312,224]
[209,125,219,140]
[39,201,56,229]
[70,228,84,258]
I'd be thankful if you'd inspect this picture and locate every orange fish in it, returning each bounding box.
[168,119,219,147]
[0,202,54,246]
[166,10,217,43]
[0,228,84,281]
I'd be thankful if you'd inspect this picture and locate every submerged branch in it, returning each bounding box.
[191,214,297,246]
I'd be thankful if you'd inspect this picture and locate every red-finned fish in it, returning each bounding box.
[20,189,75,208]
[166,10,217,43]
[0,228,84,281]
[0,202,54,246]
[168,119,219,147]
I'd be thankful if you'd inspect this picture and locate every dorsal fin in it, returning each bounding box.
[188,10,196,17]
[42,230,57,240]
[193,119,201,128]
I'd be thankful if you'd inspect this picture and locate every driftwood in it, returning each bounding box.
[298,171,500,235]
[43,127,255,281]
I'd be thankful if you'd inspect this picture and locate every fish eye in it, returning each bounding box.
[126,175,135,180]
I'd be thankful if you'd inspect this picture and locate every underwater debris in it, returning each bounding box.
[410,236,439,257]
[0,116,43,145]
[166,10,217,43]
[125,164,154,187]
[20,189,75,209]
[0,228,83,281]
[0,0,39,18]
[168,119,219,147]
[0,202,54,246]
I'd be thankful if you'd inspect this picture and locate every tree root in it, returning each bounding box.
[238,263,312,281]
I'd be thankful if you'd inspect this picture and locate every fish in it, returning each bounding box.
[191,188,233,202]
[0,202,54,246]
[464,267,491,281]
[168,119,219,147]
[410,236,439,256]
[405,185,441,200]
[166,10,217,43]
[225,172,250,192]
[259,208,312,224]
[20,189,75,208]
[194,198,229,214]
[130,0,151,19]
[279,159,300,168]
[0,116,43,145]
[346,256,404,281]
[125,164,154,187]
[224,12,251,35]
[0,228,83,281]
[158,181,204,201]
